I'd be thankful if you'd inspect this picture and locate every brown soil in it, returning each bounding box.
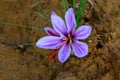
[0,0,120,80]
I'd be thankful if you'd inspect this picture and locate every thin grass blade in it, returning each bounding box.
[70,0,76,8]
[62,0,68,13]
[0,22,43,31]
[76,0,87,28]
[35,12,51,22]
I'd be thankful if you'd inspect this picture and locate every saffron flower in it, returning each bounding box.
[36,8,92,63]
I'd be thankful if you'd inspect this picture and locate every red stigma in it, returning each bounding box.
[48,42,66,61]
[49,49,59,61]
[47,30,58,36]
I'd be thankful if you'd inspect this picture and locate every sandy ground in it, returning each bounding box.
[0,0,120,80]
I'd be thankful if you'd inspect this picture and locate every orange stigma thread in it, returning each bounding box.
[49,42,66,61]
[49,49,59,61]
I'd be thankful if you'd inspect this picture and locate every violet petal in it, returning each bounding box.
[51,12,67,36]
[74,25,92,40]
[65,8,76,33]
[72,41,88,58]
[36,36,63,49]
[58,43,71,63]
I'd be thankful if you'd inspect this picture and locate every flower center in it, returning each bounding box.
[63,34,72,44]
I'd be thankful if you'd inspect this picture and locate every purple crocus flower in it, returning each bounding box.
[36,8,92,63]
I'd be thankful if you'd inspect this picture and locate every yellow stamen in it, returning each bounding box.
[69,39,72,44]
[63,34,72,44]
[63,38,68,41]
[68,34,71,37]
[68,34,72,44]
